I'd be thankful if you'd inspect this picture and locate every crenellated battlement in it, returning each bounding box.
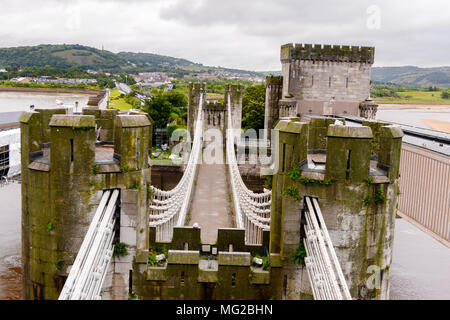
[265,75,283,87]
[281,43,375,64]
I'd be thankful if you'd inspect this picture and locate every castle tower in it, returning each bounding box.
[264,76,283,141]
[187,82,206,141]
[279,43,375,117]
[20,111,152,300]
[269,118,403,300]
[224,84,243,139]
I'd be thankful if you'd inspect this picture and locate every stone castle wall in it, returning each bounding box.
[133,226,286,300]
[265,43,376,134]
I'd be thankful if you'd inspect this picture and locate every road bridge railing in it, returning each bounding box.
[149,93,204,241]
[59,189,119,300]
[302,196,352,300]
[226,94,271,244]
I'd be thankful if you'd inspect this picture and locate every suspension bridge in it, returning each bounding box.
[58,88,350,300]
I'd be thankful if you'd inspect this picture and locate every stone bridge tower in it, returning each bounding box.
[187,83,243,142]
[265,43,377,138]
[20,109,152,300]
[270,117,403,299]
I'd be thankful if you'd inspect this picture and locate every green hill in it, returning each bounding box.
[0,44,263,76]
[0,44,125,70]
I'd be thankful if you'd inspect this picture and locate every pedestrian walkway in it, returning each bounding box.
[189,162,232,244]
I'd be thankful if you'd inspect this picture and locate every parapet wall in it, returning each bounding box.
[281,43,375,64]
[133,226,283,300]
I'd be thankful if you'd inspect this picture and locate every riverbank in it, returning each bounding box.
[379,103,450,110]
[421,119,450,133]
[0,86,103,96]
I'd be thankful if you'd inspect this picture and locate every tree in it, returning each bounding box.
[442,90,450,99]
[142,92,172,129]
[242,83,266,132]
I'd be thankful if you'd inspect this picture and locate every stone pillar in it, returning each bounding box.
[82,108,118,142]
[21,114,98,300]
[264,76,283,142]
[112,115,152,299]
[325,125,373,183]
[187,83,206,142]
[225,84,243,142]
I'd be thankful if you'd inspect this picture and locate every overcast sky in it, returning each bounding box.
[0,0,449,71]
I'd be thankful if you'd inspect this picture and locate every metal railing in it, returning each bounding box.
[398,143,450,247]
[149,93,204,241]
[226,94,271,244]
[59,189,119,300]
[303,197,351,300]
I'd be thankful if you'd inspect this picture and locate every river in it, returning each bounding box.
[377,107,450,130]
[0,182,22,300]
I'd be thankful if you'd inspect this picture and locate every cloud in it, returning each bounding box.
[0,0,448,70]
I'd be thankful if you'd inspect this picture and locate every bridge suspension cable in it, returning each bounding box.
[59,189,119,300]
[302,196,352,300]
[226,94,271,244]
[149,93,204,241]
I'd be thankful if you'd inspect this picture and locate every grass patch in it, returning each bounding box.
[374,185,386,204]
[108,88,134,111]
[283,187,300,201]
[53,259,64,271]
[287,166,302,180]
[298,177,334,186]
[374,91,450,105]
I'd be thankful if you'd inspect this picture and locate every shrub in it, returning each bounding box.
[113,242,128,257]
[293,242,307,267]
[374,185,386,204]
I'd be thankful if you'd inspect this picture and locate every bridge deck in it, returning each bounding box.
[188,163,232,244]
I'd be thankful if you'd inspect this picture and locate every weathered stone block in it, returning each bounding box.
[218,252,251,266]
[168,250,199,265]
[250,268,270,285]
[147,267,168,281]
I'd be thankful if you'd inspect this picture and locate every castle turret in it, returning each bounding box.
[264,76,283,141]
[187,82,206,141]
[270,118,403,300]
[21,111,152,300]
[278,43,375,117]
[225,84,243,139]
